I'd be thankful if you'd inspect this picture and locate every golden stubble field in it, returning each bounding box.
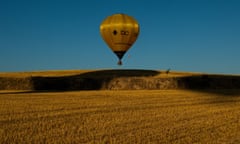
[0,90,240,143]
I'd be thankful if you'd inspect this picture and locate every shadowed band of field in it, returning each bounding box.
[31,70,159,90]
[0,69,240,95]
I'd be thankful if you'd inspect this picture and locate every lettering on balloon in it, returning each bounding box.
[121,30,129,35]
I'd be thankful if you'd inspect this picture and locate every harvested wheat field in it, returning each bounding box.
[0,70,240,143]
[0,90,240,143]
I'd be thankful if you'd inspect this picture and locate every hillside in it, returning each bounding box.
[0,69,240,91]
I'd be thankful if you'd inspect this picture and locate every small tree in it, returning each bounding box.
[166,68,171,75]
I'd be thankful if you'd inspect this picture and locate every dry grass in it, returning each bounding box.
[0,69,203,91]
[0,69,203,78]
[0,70,92,78]
[1,90,240,143]
[1,69,240,91]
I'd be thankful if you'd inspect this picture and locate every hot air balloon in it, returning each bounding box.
[100,13,140,65]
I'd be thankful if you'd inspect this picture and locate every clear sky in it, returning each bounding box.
[1,0,240,74]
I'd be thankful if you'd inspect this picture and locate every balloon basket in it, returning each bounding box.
[117,60,122,65]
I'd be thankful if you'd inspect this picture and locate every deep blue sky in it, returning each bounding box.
[1,0,240,74]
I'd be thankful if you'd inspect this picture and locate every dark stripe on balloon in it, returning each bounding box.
[114,42,132,46]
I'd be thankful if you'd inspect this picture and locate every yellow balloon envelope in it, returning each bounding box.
[100,13,140,65]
